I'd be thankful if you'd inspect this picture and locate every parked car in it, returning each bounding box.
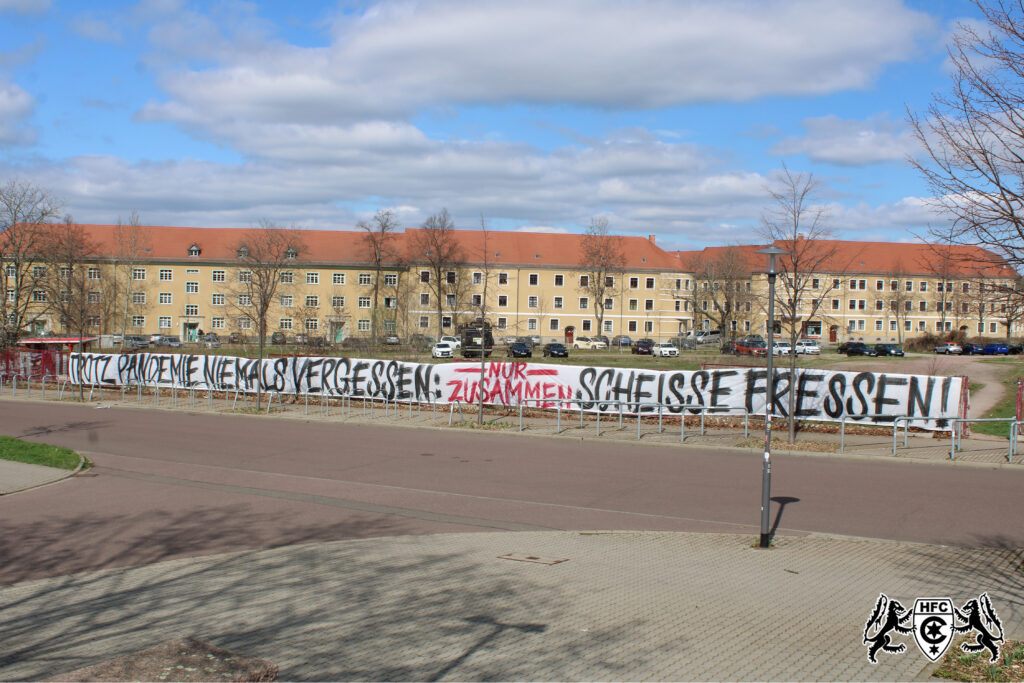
[845,342,878,356]
[668,336,696,350]
[1010,344,1023,355]
[156,335,182,348]
[631,339,655,355]
[720,340,737,354]
[982,343,1010,355]
[440,335,462,349]
[123,334,149,350]
[501,336,518,346]
[202,333,221,349]
[961,342,985,355]
[383,334,402,345]
[611,335,633,348]
[653,342,679,357]
[874,343,905,357]
[735,338,767,356]
[305,336,328,349]
[506,342,532,358]
[542,342,569,358]
[515,336,536,348]
[934,343,963,354]
[771,341,793,356]
[431,342,454,359]
[572,336,607,350]
[408,334,435,350]
[228,332,245,344]
[340,337,369,351]
[594,335,610,347]
[694,329,722,345]
[794,339,820,355]
[271,332,287,345]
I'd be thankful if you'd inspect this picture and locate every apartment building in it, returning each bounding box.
[4,223,1020,345]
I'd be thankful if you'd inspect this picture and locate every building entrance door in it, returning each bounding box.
[564,326,575,344]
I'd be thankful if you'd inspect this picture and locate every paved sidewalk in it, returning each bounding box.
[0,459,75,495]
[0,531,1020,681]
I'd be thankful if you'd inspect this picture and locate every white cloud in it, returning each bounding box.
[139,0,934,129]
[70,14,122,43]
[0,0,49,15]
[770,114,921,166]
[0,80,36,146]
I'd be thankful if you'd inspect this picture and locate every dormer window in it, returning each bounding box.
[188,244,201,257]
[285,247,297,260]
[237,246,249,258]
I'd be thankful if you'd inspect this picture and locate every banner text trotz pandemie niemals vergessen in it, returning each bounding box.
[69,352,964,430]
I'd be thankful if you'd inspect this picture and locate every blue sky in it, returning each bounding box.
[0,0,990,250]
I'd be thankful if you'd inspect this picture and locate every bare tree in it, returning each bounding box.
[112,211,150,341]
[578,217,626,340]
[359,209,400,345]
[887,263,913,345]
[761,165,850,442]
[230,221,306,409]
[0,180,62,347]
[686,247,755,341]
[472,216,497,424]
[38,217,98,398]
[411,209,463,336]
[908,1,1024,269]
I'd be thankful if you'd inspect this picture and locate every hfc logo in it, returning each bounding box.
[863,593,1003,664]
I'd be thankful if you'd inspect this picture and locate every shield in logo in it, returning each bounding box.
[913,597,954,661]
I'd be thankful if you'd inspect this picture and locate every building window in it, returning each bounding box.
[472,272,482,285]
[306,272,319,285]
[212,270,225,282]
[875,300,883,311]
[359,273,371,285]
[528,296,538,308]
[554,274,564,286]
[831,299,839,310]
[550,318,559,330]
[305,295,319,308]
[858,319,866,330]
[238,271,251,283]
[131,315,145,327]
[185,304,199,316]
[875,320,883,331]
[446,293,455,307]
[497,317,507,329]
[554,296,563,309]
[644,320,653,332]
[646,277,655,289]
[32,289,46,302]
[628,320,637,332]
[607,276,616,288]
[527,318,537,330]
[333,273,345,285]
[238,318,251,330]
[890,320,897,331]
[604,298,613,310]
[629,277,639,288]
[471,294,482,307]
[185,281,199,294]
[629,299,638,311]
[579,297,589,309]
[420,271,430,283]
[498,272,508,285]
[604,320,613,332]
[580,275,590,288]
[419,316,429,328]
[189,245,200,257]
[529,273,539,286]
[237,294,251,306]
[876,280,884,290]
[919,301,927,312]
[280,294,293,307]
[159,292,172,304]
[498,295,508,307]
[645,299,654,311]
[305,318,319,331]
[332,295,345,308]
[132,291,146,305]
[582,319,592,332]
[442,316,452,328]
[445,271,456,285]
[159,316,171,329]
[186,268,199,275]
[87,291,100,304]
[32,265,46,278]
[280,318,293,330]
[87,267,100,280]
[358,296,371,308]
[384,273,398,286]
[991,322,998,333]
[811,278,820,289]
[420,293,430,305]
[211,317,225,330]
[280,271,294,284]
[849,279,857,290]
[159,269,173,281]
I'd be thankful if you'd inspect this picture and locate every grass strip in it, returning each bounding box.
[933,638,1024,682]
[0,435,82,470]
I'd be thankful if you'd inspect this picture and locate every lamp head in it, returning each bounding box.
[755,245,788,275]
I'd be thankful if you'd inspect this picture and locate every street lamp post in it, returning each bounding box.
[755,245,788,549]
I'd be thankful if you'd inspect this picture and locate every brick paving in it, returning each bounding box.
[0,531,1020,681]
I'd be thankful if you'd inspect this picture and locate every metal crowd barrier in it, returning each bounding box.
[948,417,1017,461]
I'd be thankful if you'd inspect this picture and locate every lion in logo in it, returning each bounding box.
[953,593,1004,663]
[863,594,913,663]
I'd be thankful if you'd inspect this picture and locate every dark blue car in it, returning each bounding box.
[962,342,985,355]
[983,343,1010,355]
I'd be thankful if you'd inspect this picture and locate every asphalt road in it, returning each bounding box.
[1,401,1022,584]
